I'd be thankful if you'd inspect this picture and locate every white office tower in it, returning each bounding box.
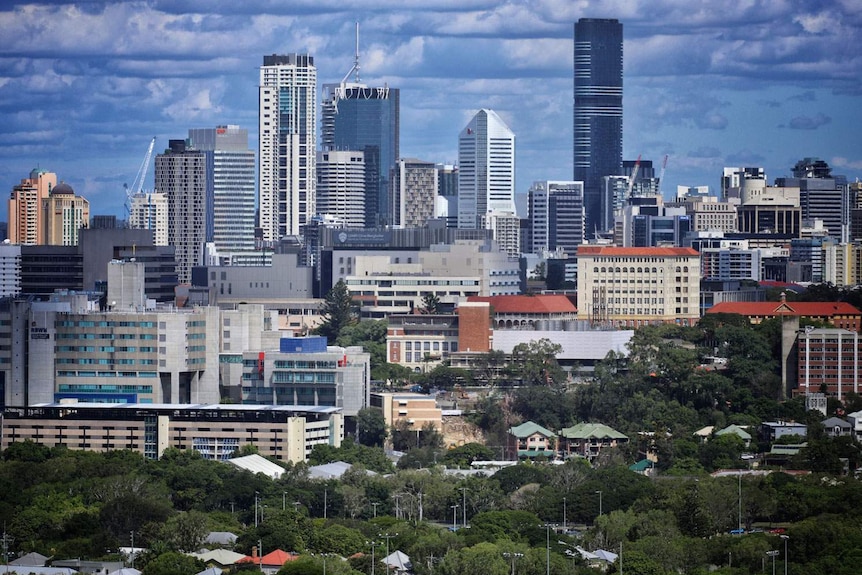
[129,192,169,246]
[0,244,21,297]
[316,150,366,228]
[259,54,317,242]
[722,167,766,201]
[188,125,256,260]
[457,109,516,229]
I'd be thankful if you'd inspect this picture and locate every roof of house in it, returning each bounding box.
[693,425,715,437]
[195,568,222,575]
[508,421,556,438]
[237,550,298,567]
[11,553,50,567]
[577,246,699,257]
[707,301,862,317]
[226,454,284,479]
[204,531,238,546]
[559,422,628,440]
[308,460,377,480]
[4,569,77,575]
[629,459,655,472]
[823,417,852,429]
[467,294,576,314]
[383,551,412,571]
[107,569,141,575]
[716,424,752,441]
[192,549,246,566]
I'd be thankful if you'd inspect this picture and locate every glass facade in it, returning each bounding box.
[573,18,623,238]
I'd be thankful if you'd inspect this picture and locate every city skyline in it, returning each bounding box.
[0,2,860,221]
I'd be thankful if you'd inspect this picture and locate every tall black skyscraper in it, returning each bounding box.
[573,18,623,238]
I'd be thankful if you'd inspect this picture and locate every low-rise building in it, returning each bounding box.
[370,392,442,433]
[708,300,862,332]
[0,402,343,463]
[507,421,556,460]
[796,327,860,399]
[558,422,629,461]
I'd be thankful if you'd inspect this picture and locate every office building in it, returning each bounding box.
[0,244,21,297]
[322,70,399,227]
[528,180,585,256]
[573,18,623,237]
[390,158,438,228]
[259,54,317,242]
[796,328,860,400]
[722,167,766,200]
[8,168,56,245]
[316,150,366,228]
[436,164,459,228]
[42,182,90,246]
[775,158,849,241]
[188,125,257,260]
[129,192,169,246]
[155,139,207,284]
[457,109,516,230]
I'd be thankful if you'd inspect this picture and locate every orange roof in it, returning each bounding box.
[238,550,298,566]
[707,301,862,317]
[577,246,699,257]
[467,294,577,314]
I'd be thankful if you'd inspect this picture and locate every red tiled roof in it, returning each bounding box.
[577,246,699,256]
[467,294,577,314]
[238,550,298,566]
[707,301,862,317]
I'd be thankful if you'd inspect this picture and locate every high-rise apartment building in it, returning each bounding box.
[391,158,438,228]
[316,150,367,228]
[322,78,399,227]
[155,139,207,284]
[129,192,169,246]
[457,109,516,230]
[8,168,56,245]
[259,54,317,242]
[528,181,585,256]
[188,125,256,260]
[42,182,90,246]
[573,18,623,237]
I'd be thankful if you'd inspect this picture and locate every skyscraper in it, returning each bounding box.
[316,150,367,228]
[188,125,256,260]
[129,192,168,246]
[573,18,623,238]
[321,58,399,227]
[457,109,516,230]
[8,168,56,245]
[528,180,585,256]
[390,158,438,228]
[155,139,207,284]
[259,54,317,242]
[42,182,89,246]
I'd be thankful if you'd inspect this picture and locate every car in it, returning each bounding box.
[769,528,786,534]
[730,528,745,535]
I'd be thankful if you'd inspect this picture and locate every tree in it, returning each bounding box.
[441,443,495,469]
[357,407,388,447]
[141,552,205,575]
[419,293,442,314]
[316,280,357,342]
[506,339,565,386]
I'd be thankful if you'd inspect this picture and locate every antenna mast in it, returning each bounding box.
[341,21,361,84]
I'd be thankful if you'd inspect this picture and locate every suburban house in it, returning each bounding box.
[558,422,629,461]
[507,421,557,459]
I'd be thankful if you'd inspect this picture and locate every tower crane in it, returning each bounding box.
[124,137,156,215]
[626,154,642,199]
[657,154,669,196]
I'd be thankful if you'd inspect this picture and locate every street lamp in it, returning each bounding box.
[283,491,287,512]
[450,504,460,530]
[563,497,567,531]
[766,550,778,575]
[366,541,376,575]
[460,487,468,528]
[372,502,379,518]
[545,525,550,575]
[254,491,260,528]
[780,535,789,575]
[380,533,398,566]
[502,552,523,575]
[596,490,603,517]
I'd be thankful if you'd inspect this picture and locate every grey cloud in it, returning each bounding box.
[788,113,831,130]
[688,147,721,159]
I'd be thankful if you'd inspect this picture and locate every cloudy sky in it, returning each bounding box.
[1,0,861,220]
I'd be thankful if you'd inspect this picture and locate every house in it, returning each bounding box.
[507,421,557,459]
[715,424,752,448]
[383,551,412,574]
[227,454,285,479]
[707,300,862,332]
[558,422,629,461]
[822,417,852,438]
[204,531,238,548]
[760,421,807,443]
[191,549,246,569]
[237,549,298,575]
[846,410,862,438]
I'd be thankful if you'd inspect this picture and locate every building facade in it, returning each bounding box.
[573,18,623,237]
[156,139,207,284]
[259,54,317,241]
[188,125,257,261]
[391,158,438,228]
[8,168,56,245]
[577,246,701,327]
[316,150,367,228]
[528,180,585,256]
[457,109,516,229]
[796,328,860,400]
[322,81,399,227]
[42,182,90,246]
[129,192,169,246]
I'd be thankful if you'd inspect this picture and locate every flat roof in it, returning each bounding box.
[28,402,341,414]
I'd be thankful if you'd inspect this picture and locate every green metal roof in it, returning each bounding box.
[629,459,654,472]
[559,422,628,440]
[508,421,556,438]
[716,424,752,440]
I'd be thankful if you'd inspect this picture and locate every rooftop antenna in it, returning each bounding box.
[341,21,361,84]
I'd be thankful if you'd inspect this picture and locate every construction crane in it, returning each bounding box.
[657,154,669,196]
[626,154,642,199]
[124,137,156,215]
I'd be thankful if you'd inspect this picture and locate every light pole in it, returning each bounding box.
[380,533,397,566]
[781,535,789,575]
[563,497,567,531]
[596,490,603,518]
[738,471,743,532]
[460,487,468,528]
[502,552,523,575]
[372,502,379,518]
[254,491,260,527]
[545,525,550,575]
[450,504,460,530]
[283,491,287,512]
[367,541,376,575]
[767,550,778,575]
[258,539,263,573]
